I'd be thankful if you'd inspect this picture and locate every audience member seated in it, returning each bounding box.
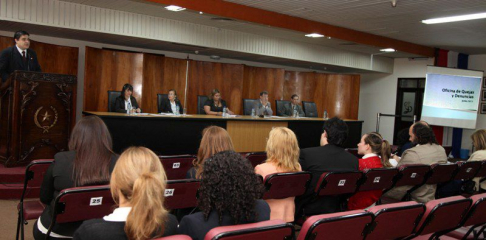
[468,129,486,192]
[186,126,234,179]
[178,150,269,240]
[33,116,119,239]
[384,122,447,203]
[347,132,392,210]
[114,83,141,113]
[295,117,358,218]
[278,94,305,117]
[73,147,178,240]
[161,89,183,114]
[255,127,302,222]
[396,128,412,157]
[204,89,234,116]
[253,91,273,116]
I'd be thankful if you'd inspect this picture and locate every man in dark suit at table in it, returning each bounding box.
[278,94,305,117]
[0,30,42,83]
[253,91,273,116]
[295,117,358,218]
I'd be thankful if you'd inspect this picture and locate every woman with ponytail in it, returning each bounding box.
[347,132,392,210]
[73,147,178,240]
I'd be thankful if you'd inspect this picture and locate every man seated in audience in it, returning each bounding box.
[278,94,305,117]
[384,122,447,203]
[295,117,358,218]
[253,91,273,116]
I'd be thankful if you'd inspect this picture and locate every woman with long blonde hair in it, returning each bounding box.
[186,126,235,179]
[254,127,302,222]
[469,129,486,191]
[73,147,178,240]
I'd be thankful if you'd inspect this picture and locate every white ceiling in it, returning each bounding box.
[225,0,486,54]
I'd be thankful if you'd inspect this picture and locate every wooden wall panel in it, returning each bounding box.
[142,53,165,113]
[242,66,285,111]
[83,47,143,111]
[322,74,360,120]
[162,57,188,109]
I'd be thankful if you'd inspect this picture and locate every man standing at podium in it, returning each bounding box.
[0,30,42,82]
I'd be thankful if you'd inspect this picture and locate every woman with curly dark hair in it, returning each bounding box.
[178,150,269,240]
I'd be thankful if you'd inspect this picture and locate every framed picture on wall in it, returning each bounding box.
[481,103,486,114]
[482,90,486,101]
[483,77,486,88]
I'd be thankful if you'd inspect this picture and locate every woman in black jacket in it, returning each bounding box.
[114,83,141,113]
[33,116,118,239]
[160,89,183,114]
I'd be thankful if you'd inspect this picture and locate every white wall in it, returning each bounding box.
[461,54,486,150]
[359,58,434,142]
[0,30,330,122]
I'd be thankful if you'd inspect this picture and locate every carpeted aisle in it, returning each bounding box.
[0,199,35,240]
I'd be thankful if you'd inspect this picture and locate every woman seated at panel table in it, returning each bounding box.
[114,83,141,113]
[204,89,234,116]
[178,150,269,240]
[161,89,183,114]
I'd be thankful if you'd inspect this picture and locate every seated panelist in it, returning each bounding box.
[279,94,305,117]
[161,89,183,114]
[114,83,141,113]
[204,89,234,116]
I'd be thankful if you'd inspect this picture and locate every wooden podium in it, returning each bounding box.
[0,71,77,167]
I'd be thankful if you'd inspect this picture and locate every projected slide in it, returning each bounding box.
[421,66,483,129]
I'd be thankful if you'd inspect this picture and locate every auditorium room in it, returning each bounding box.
[1,0,486,239]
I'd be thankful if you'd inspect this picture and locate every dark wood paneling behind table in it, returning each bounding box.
[84,47,143,112]
[83,47,361,119]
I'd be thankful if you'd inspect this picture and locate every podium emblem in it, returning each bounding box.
[34,106,58,133]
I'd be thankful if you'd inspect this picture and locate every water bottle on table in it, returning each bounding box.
[222,107,227,117]
[323,110,328,120]
[175,105,180,116]
[251,108,256,118]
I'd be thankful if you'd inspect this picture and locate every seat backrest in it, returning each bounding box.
[197,95,209,114]
[302,101,318,117]
[454,161,482,181]
[315,171,363,196]
[414,196,472,236]
[393,164,430,187]
[204,220,294,240]
[462,193,486,227]
[159,155,196,180]
[242,99,257,115]
[365,201,425,240]
[474,160,486,179]
[153,235,192,240]
[262,172,311,200]
[21,159,54,200]
[108,90,121,112]
[297,210,373,240]
[357,168,398,192]
[157,94,169,113]
[50,185,114,226]
[275,100,290,116]
[425,163,457,184]
[165,179,200,210]
[245,152,267,168]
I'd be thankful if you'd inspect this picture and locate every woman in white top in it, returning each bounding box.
[468,129,486,191]
[161,89,183,114]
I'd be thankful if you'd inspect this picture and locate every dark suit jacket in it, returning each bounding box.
[279,103,305,117]
[295,144,358,217]
[73,214,178,240]
[178,200,270,240]
[0,46,41,82]
[114,96,139,113]
[39,151,118,236]
[160,99,183,114]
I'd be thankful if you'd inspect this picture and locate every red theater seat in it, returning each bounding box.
[409,196,471,239]
[380,164,430,203]
[245,152,267,168]
[204,220,294,240]
[454,161,481,181]
[45,185,115,239]
[159,155,196,180]
[154,235,192,240]
[297,210,373,240]
[164,179,200,210]
[365,201,425,240]
[356,168,398,192]
[314,171,363,197]
[262,172,311,200]
[16,159,53,240]
[446,193,486,240]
